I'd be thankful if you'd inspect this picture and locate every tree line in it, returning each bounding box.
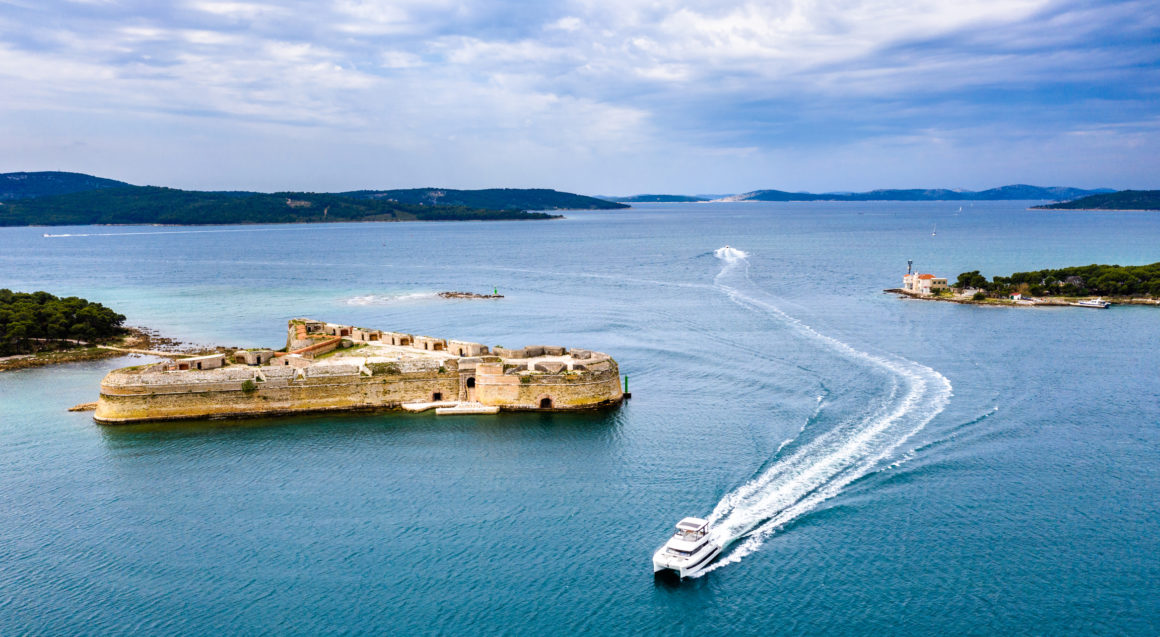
[954,262,1160,297]
[0,290,126,355]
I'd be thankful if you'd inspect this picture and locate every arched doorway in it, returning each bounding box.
[539,397,553,409]
[465,377,476,402]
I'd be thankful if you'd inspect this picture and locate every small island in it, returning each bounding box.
[438,291,504,299]
[92,318,625,424]
[887,262,1160,307]
[1031,190,1160,211]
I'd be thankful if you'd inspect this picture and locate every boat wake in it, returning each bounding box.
[345,292,439,305]
[693,246,952,575]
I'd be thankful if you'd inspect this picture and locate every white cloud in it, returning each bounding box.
[187,1,285,19]
[380,50,423,69]
[546,16,582,31]
[0,0,1155,192]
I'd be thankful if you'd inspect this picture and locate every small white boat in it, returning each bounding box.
[931,225,937,236]
[652,517,722,578]
[1075,298,1111,308]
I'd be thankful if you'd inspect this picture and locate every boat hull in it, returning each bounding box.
[652,543,723,578]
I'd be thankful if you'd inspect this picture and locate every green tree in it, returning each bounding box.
[955,271,989,290]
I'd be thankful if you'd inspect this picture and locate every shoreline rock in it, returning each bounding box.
[1,326,230,373]
[885,289,1159,308]
[438,291,504,299]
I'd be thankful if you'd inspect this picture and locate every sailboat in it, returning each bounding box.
[931,225,937,236]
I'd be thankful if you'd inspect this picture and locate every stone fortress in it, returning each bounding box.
[93,319,625,424]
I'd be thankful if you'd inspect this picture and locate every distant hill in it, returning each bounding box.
[610,194,709,203]
[0,186,559,226]
[728,185,1112,202]
[1031,190,1160,211]
[0,171,132,201]
[341,188,628,211]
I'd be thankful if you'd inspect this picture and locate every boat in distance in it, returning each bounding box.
[652,517,723,578]
[1075,298,1111,308]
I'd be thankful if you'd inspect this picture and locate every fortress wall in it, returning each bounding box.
[93,318,623,423]
[94,369,463,423]
[474,362,622,410]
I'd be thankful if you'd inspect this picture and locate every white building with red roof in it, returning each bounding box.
[903,272,949,294]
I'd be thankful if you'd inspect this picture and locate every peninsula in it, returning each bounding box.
[1031,190,1160,211]
[887,262,1160,307]
[0,171,627,226]
[93,319,625,424]
[723,184,1111,202]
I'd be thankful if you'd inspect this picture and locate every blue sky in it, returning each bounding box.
[0,0,1157,193]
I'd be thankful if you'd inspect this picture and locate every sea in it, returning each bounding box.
[1,201,1157,635]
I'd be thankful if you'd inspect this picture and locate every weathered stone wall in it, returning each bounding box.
[96,354,622,422]
[473,360,622,410]
[94,365,462,424]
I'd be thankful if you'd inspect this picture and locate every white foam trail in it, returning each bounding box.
[693,247,952,575]
[345,292,439,305]
[714,245,749,261]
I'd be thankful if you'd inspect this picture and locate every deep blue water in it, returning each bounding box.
[1,202,1158,635]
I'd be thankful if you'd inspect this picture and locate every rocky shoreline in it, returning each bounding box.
[0,327,232,373]
[438,291,504,299]
[885,288,1160,307]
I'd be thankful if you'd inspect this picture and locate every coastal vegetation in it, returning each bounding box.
[340,187,627,211]
[732,185,1110,202]
[611,194,709,203]
[0,289,126,355]
[1031,190,1160,211]
[954,263,1160,298]
[0,186,560,226]
[0,171,130,201]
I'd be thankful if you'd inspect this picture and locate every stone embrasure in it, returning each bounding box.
[93,318,623,424]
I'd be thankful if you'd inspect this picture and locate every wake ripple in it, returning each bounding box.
[345,292,439,305]
[694,247,952,575]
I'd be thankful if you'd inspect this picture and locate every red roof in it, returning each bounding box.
[918,274,936,279]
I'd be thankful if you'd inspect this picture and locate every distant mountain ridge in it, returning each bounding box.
[340,187,627,210]
[0,186,559,226]
[0,171,627,226]
[0,171,131,201]
[725,184,1112,202]
[1031,190,1160,211]
[607,194,709,203]
[0,172,625,211]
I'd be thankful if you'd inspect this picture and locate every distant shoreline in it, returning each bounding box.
[21,216,566,229]
[885,288,1160,308]
[0,327,226,373]
[1027,208,1159,212]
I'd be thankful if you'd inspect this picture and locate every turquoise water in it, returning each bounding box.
[1,202,1158,634]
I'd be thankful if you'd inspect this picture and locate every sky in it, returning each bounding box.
[0,0,1157,194]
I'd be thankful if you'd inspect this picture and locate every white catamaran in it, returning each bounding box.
[652,517,723,578]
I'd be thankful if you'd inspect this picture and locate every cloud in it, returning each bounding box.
[0,0,1155,192]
